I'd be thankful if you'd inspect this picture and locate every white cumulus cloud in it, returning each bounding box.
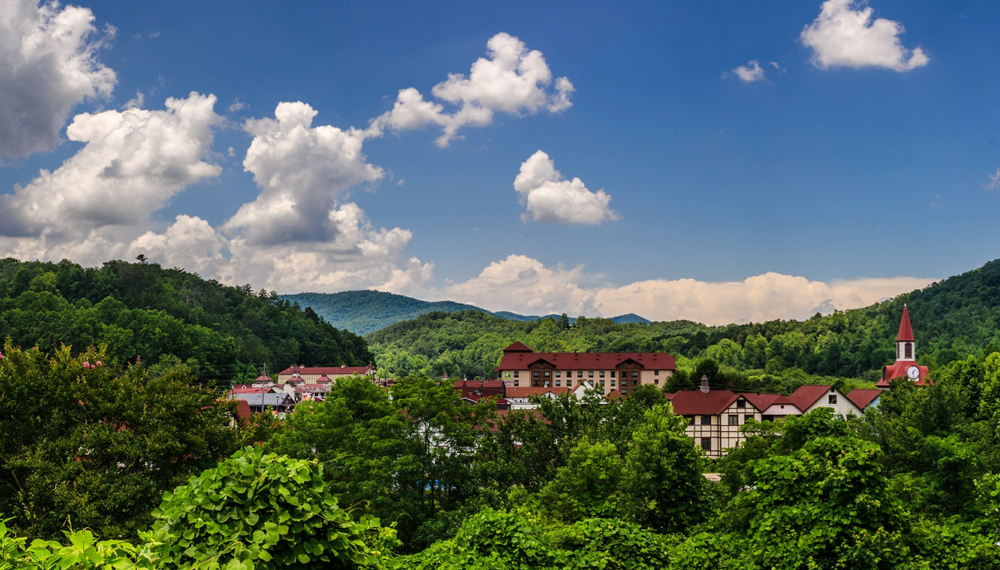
[801,0,929,71]
[445,254,596,316]
[443,255,934,325]
[729,60,767,82]
[0,0,117,159]
[223,102,384,245]
[514,150,618,224]
[369,32,574,147]
[0,92,221,244]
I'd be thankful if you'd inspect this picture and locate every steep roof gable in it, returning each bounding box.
[897,304,914,342]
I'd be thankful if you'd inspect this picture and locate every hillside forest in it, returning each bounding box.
[0,258,372,387]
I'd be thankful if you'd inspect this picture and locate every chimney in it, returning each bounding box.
[700,375,710,394]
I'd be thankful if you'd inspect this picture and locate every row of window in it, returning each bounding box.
[504,370,661,378]
[526,379,644,388]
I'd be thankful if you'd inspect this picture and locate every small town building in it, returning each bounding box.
[276,364,376,385]
[495,342,676,397]
[878,304,932,387]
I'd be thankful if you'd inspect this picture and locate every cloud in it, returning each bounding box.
[728,60,767,82]
[223,101,384,245]
[0,0,117,159]
[227,97,247,113]
[443,255,933,325]
[128,204,434,295]
[0,92,435,295]
[513,150,618,224]
[985,168,1000,191]
[0,92,222,241]
[801,0,929,71]
[445,254,596,316]
[369,32,574,146]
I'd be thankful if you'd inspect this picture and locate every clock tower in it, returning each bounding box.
[877,304,932,387]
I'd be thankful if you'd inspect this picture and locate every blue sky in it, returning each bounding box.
[0,0,997,324]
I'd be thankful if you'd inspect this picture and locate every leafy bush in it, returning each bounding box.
[147,447,398,569]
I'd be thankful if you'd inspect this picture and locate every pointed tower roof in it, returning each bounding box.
[897,304,914,342]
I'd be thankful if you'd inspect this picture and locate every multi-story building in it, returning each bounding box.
[276,364,376,385]
[494,342,676,397]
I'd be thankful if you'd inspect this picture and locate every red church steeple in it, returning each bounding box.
[897,304,914,342]
[878,304,931,387]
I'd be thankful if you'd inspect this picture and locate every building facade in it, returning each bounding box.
[494,342,676,397]
[276,364,376,385]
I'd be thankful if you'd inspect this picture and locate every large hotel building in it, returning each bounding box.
[494,341,676,397]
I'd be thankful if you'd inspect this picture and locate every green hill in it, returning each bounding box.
[0,258,372,386]
[365,259,1000,384]
[281,290,649,335]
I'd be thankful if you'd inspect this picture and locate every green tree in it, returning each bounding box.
[619,404,708,533]
[0,340,256,540]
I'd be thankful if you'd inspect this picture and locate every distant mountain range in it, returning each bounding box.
[280,290,649,335]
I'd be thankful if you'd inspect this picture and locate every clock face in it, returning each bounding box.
[907,365,920,380]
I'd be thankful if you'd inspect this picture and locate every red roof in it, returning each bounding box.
[277,364,375,376]
[497,349,676,371]
[787,385,835,412]
[503,342,534,353]
[897,305,914,342]
[847,388,884,409]
[667,389,758,416]
[878,361,932,387]
[235,400,252,422]
[747,393,796,410]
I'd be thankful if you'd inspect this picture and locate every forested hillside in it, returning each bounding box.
[0,258,372,385]
[368,259,1000,385]
[282,290,649,335]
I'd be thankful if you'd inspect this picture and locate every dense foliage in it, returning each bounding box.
[0,341,273,541]
[6,353,1000,566]
[0,258,372,385]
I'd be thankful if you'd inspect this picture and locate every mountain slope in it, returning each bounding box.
[282,290,649,335]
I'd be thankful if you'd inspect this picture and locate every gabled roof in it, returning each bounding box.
[787,385,834,412]
[667,390,759,416]
[847,388,884,410]
[503,341,534,353]
[747,393,796,410]
[897,305,914,342]
[498,350,676,371]
[277,364,375,376]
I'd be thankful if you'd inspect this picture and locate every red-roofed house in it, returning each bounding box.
[878,305,932,387]
[455,380,505,403]
[276,364,376,385]
[747,394,802,421]
[787,385,862,416]
[847,388,884,410]
[495,342,676,397]
[666,377,762,458]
